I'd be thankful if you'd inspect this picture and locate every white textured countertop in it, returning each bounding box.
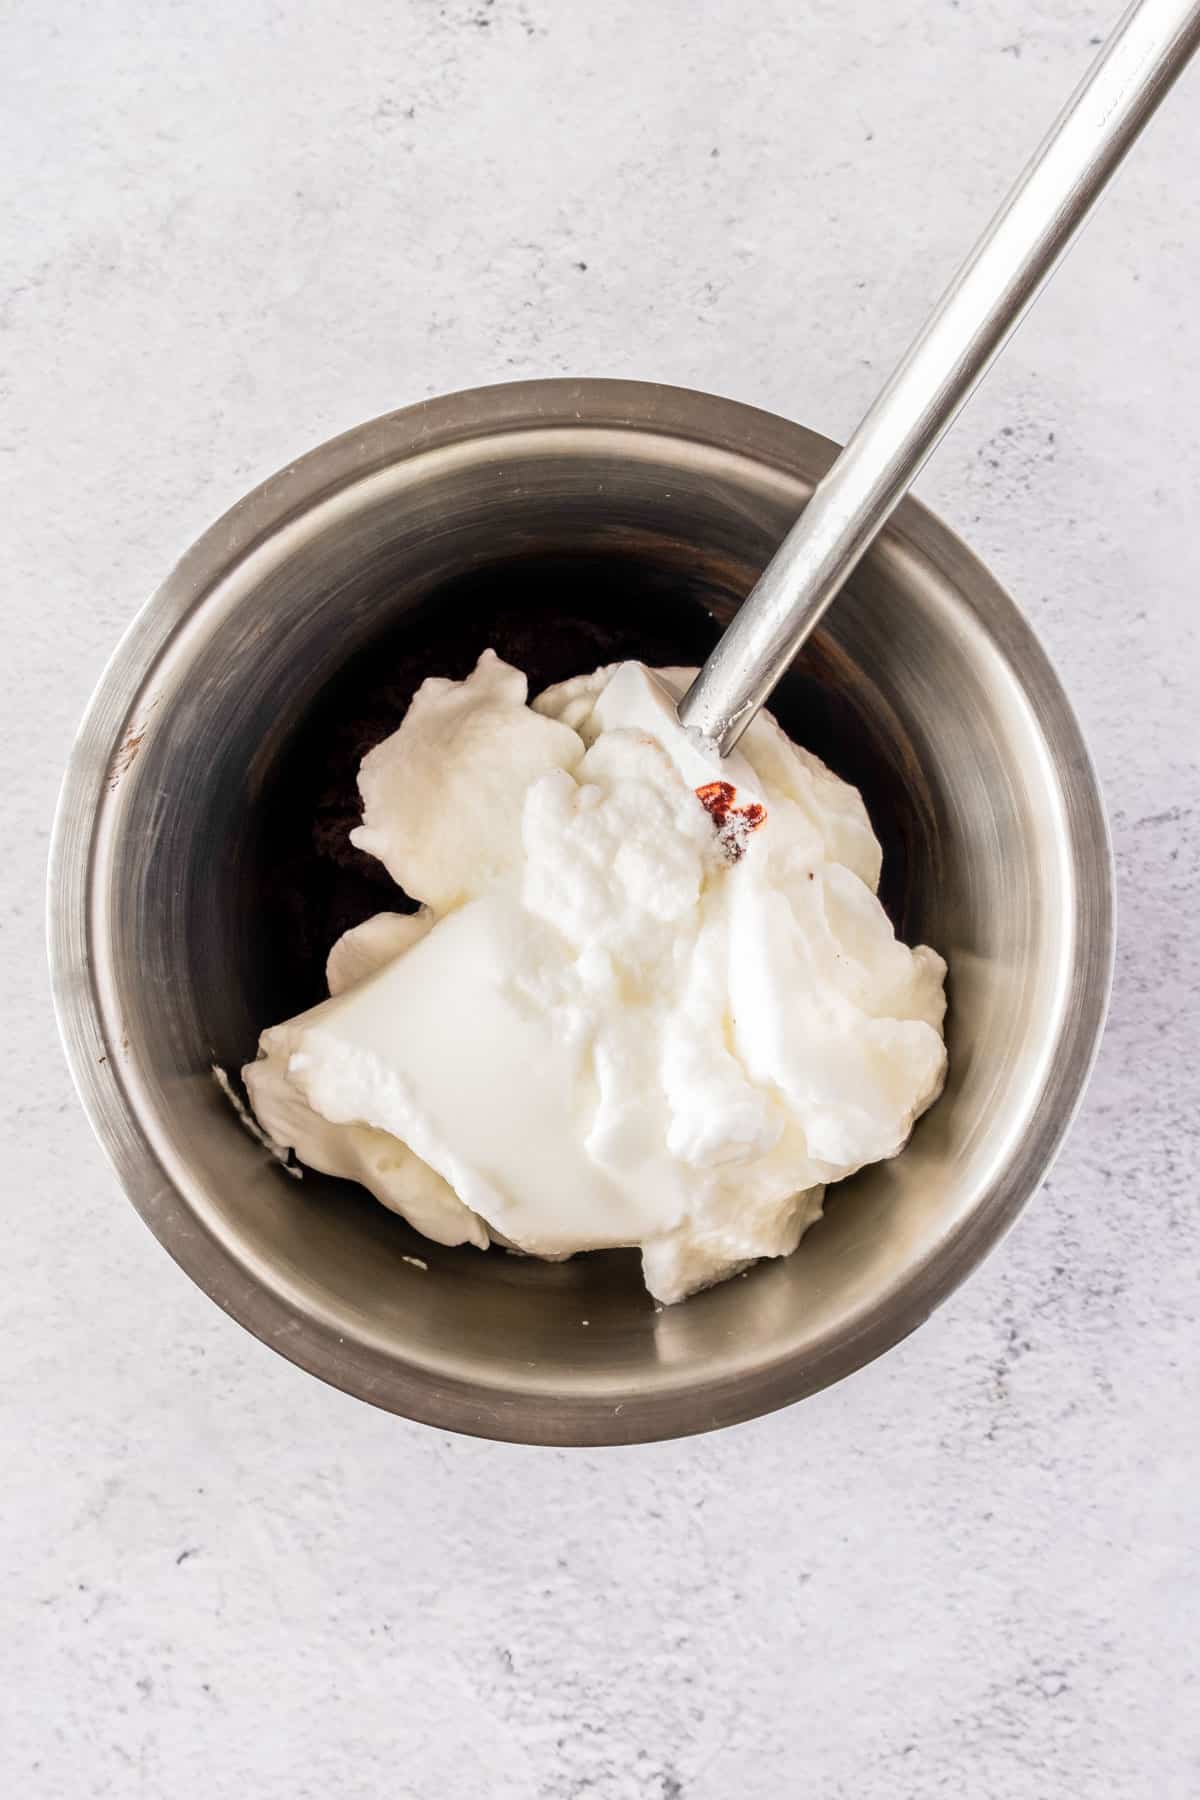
[4,4,1198,1795]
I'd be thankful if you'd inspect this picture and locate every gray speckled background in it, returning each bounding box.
[4,3,1198,1795]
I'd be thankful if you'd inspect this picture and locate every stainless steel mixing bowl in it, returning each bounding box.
[48,380,1113,1445]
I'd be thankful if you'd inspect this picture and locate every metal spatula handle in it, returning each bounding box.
[678,0,1200,755]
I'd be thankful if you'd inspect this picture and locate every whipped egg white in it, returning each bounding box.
[243,651,947,1303]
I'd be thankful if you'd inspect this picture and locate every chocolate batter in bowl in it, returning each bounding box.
[257,555,924,1021]
[48,381,1112,1444]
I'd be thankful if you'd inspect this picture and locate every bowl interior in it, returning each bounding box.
[73,393,1103,1442]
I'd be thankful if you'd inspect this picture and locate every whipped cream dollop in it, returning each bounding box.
[244,652,947,1303]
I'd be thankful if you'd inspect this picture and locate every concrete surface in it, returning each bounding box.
[3,3,1198,1795]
